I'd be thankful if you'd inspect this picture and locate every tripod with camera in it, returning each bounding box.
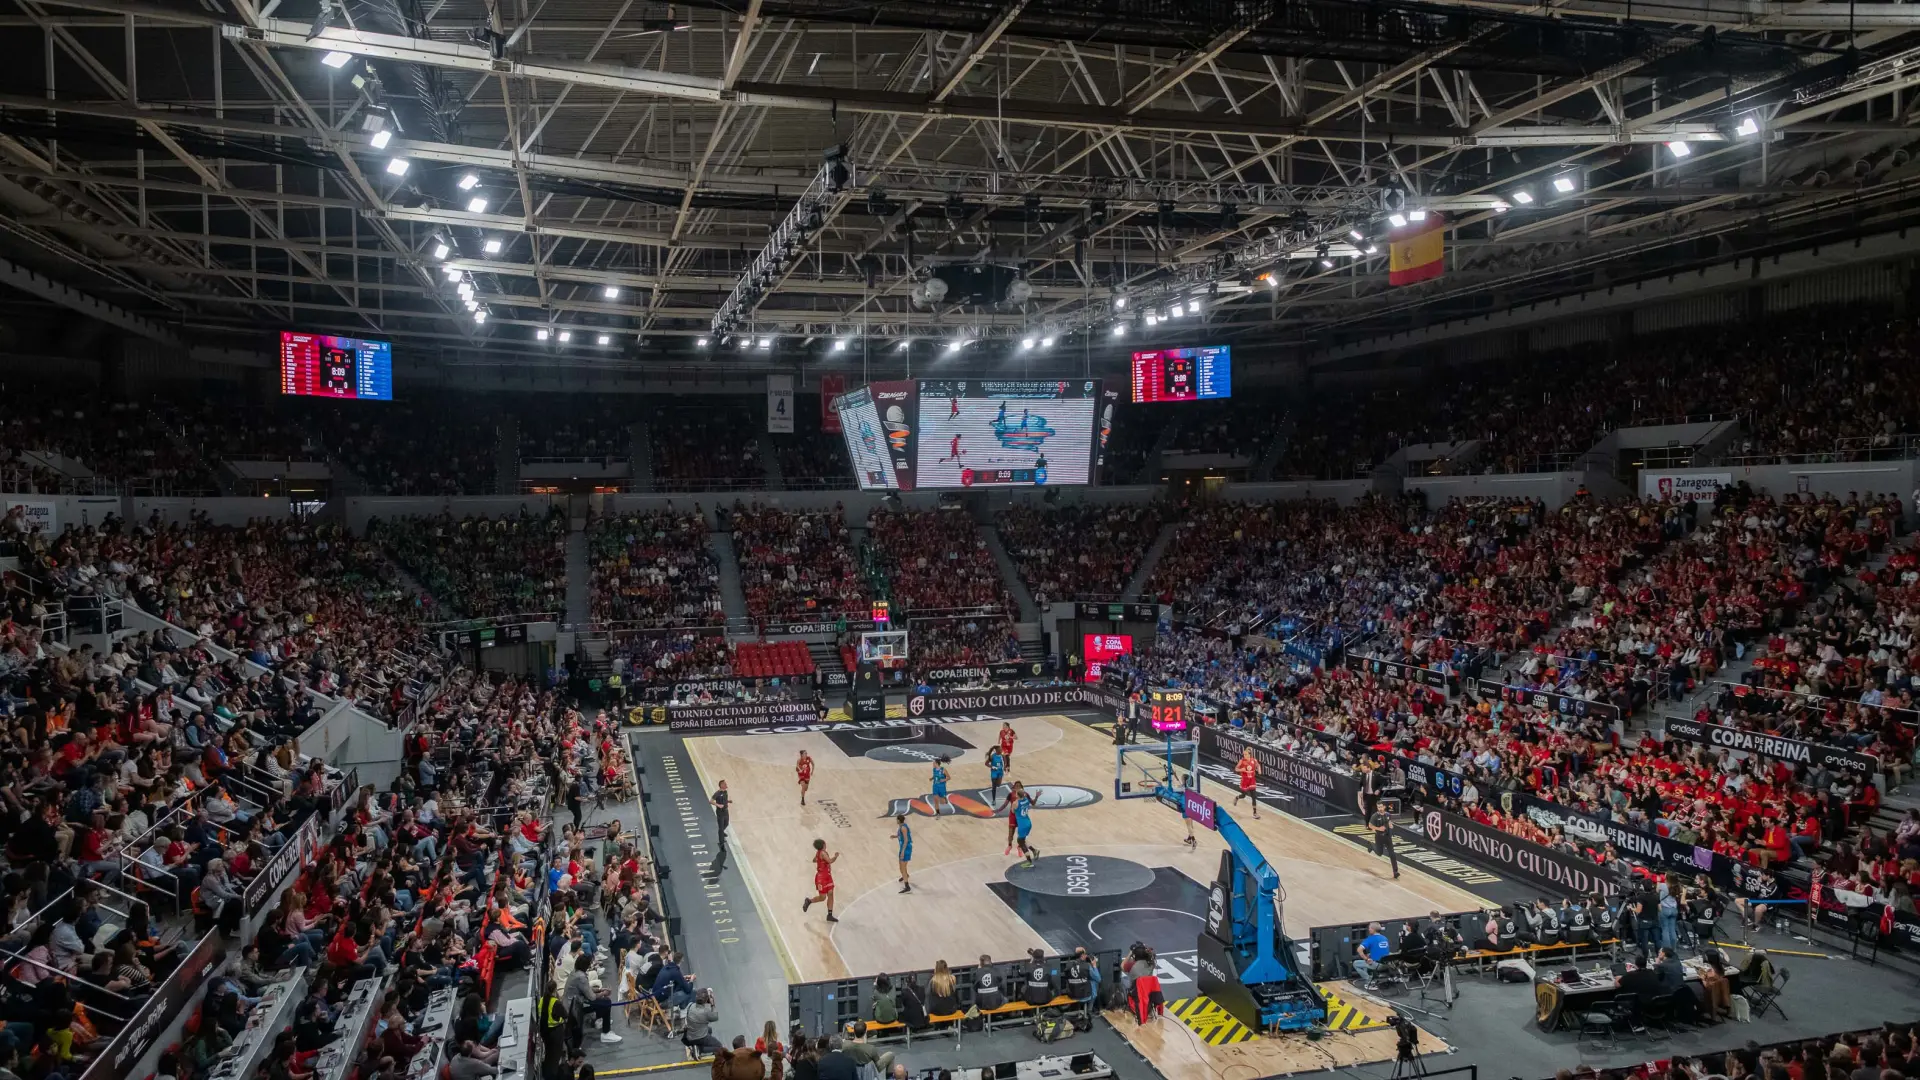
[1387,1015,1426,1078]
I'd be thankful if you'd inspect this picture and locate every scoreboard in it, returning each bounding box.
[1148,688,1188,733]
[280,331,394,401]
[1130,345,1231,403]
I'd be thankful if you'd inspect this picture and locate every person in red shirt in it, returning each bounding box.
[1233,749,1260,819]
[998,723,1017,768]
[802,838,839,923]
[796,750,813,806]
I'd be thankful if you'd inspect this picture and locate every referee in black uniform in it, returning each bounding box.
[1369,801,1400,879]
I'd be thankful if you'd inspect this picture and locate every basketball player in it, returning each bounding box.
[1234,748,1259,818]
[930,757,951,814]
[949,396,960,419]
[1004,781,1025,855]
[945,434,963,463]
[802,839,839,923]
[894,814,913,894]
[985,746,1006,805]
[1013,788,1040,868]
[796,750,813,806]
[998,722,1017,768]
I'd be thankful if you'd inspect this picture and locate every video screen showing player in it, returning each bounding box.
[834,387,900,490]
[915,380,1097,488]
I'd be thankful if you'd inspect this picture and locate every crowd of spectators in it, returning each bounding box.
[909,617,1021,674]
[521,399,634,461]
[649,402,763,489]
[1163,399,1289,461]
[374,511,567,620]
[11,510,445,722]
[865,509,1012,613]
[725,504,867,619]
[609,631,733,685]
[587,510,721,625]
[997,503,1171,607]
[316,398,502,496]
[1098,402,1171,484]
[772,397,852,488]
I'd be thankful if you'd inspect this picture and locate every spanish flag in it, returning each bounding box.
[1388,215,1446,286]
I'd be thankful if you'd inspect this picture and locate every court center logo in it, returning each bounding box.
[1424,810,1443,842]
[882,784,1102,818]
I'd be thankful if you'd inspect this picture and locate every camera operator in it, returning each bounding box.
[681,988,721,1060]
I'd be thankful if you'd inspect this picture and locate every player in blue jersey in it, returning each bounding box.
[1013,789,1040,868]
[895,814,913,894]
[930,757,951,814]
[986,746,1006,805]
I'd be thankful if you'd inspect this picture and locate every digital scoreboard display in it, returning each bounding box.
[1148,688,1188,733]
[833,384,908,490]
[280,331,393,400]
[916,379,1101,488]
[1130,345,1231,403]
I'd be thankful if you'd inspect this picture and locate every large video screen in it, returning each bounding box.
[280,332,393,400]
[916,379,1101,488]
[1082,633,1133,683]
[833,384,906,491]
[1130,345,1231,403]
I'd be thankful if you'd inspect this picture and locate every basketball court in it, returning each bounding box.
[680,712,1473,1074]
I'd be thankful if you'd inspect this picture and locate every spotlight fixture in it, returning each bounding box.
[558,330,572,342]
[483,238,503,254]
[895,339,911,351]
[457,283,474,299]
[696,337,709,347]
[1320,258,1334,269]
[833,338,848,352]
[537,329,550,341]
[1409,209,1429,223]
[457,173,481,191]
[431,241,450,260]
[1667,140,1693,158]
[1736,116,1760,137]
[1388,212,1408,228]
[757,337,772,349]
[1510,189,1535,205]
[1146,314,1159,326]
[466,197,488,214]
[947,339,964,352]
[321,51,352,68]
[370,129,392,150]
[1111,323,1126,337]
[597,334,612,345]
[1349,229,1365,242]
[443,266,463,281]
[1552,175,1577,193]
[1020,337,1035,350]
[1040,336,1055,348]
[474,309,487,323]
[1492,201,1511,213]
[1363,243,1379,254]
[1115,296,1127,310]
[384,158,410,176]
[603,286,621,299]
[1189,296,1204,314]
[464,298,478,311]
[1170,302,1185,317]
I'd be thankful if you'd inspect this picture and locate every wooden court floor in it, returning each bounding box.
[683,714,1485,985]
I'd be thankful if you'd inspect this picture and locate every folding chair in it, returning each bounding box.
[627,995,670,1037]
[1745,968,1789,1021]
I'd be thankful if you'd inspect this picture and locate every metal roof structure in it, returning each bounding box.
[1,0,1918,368]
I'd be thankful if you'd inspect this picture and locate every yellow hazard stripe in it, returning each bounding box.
[1166,996,1258,1044]
[1317,984,1388,1031]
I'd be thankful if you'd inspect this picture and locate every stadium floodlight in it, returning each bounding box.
[946,338,965,352]
[1408,209,1428,223]
[457,282,474,299]
[1492,201,1511,213]
[1040,336,1054,348]
[473,309,487,324]
[321,51,352,68]
[757,336,772,349]
[558,330,572,342]
[537,329,550,341]
[1667,140,1692,158]
[431,241,450,260]
[1388,212,1408,228]
[832,338,848,352]
[1349,229,1365,242]
[1510,189,1535,205]
[384,157,410,176]
[1736,116,1761,137]
[1115,296,1127,310]
[1170,302,1185,317]
[895,339,911,351]
[464,298,478,311]
[1111,323,1126,337]
[443,266,463,281]
[458,173,481,190]
[603,286,620,299]
[1189,296,1204,314]
[1553,175,1578,193]
[369,129,392,150]
[483,238,503,254]
[696,337,709,347]
[597,334,611,345]
[466,197,488,214]
[1364,243,1379,254]
[1319,258,1334,269]
[1020,337,1035,350]
[1145,314,1158,326]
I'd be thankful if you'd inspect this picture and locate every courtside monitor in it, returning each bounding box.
[916,379,1101,488]
[1130,344,1231,402]
[280,331,394,400]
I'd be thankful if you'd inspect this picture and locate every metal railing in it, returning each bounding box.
[651,475,774,492]
[1716,433,1920,467]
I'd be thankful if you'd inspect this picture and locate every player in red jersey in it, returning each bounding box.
[796,750,813,805]
[802,838,839,922]
[945,434,963,462]
[949,396,960,418]
[1234,748,1259,818]
[1003,781,1025,855]
[998,722,1017,768]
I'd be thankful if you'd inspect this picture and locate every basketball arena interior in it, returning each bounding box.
[9,2,1920,1079]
